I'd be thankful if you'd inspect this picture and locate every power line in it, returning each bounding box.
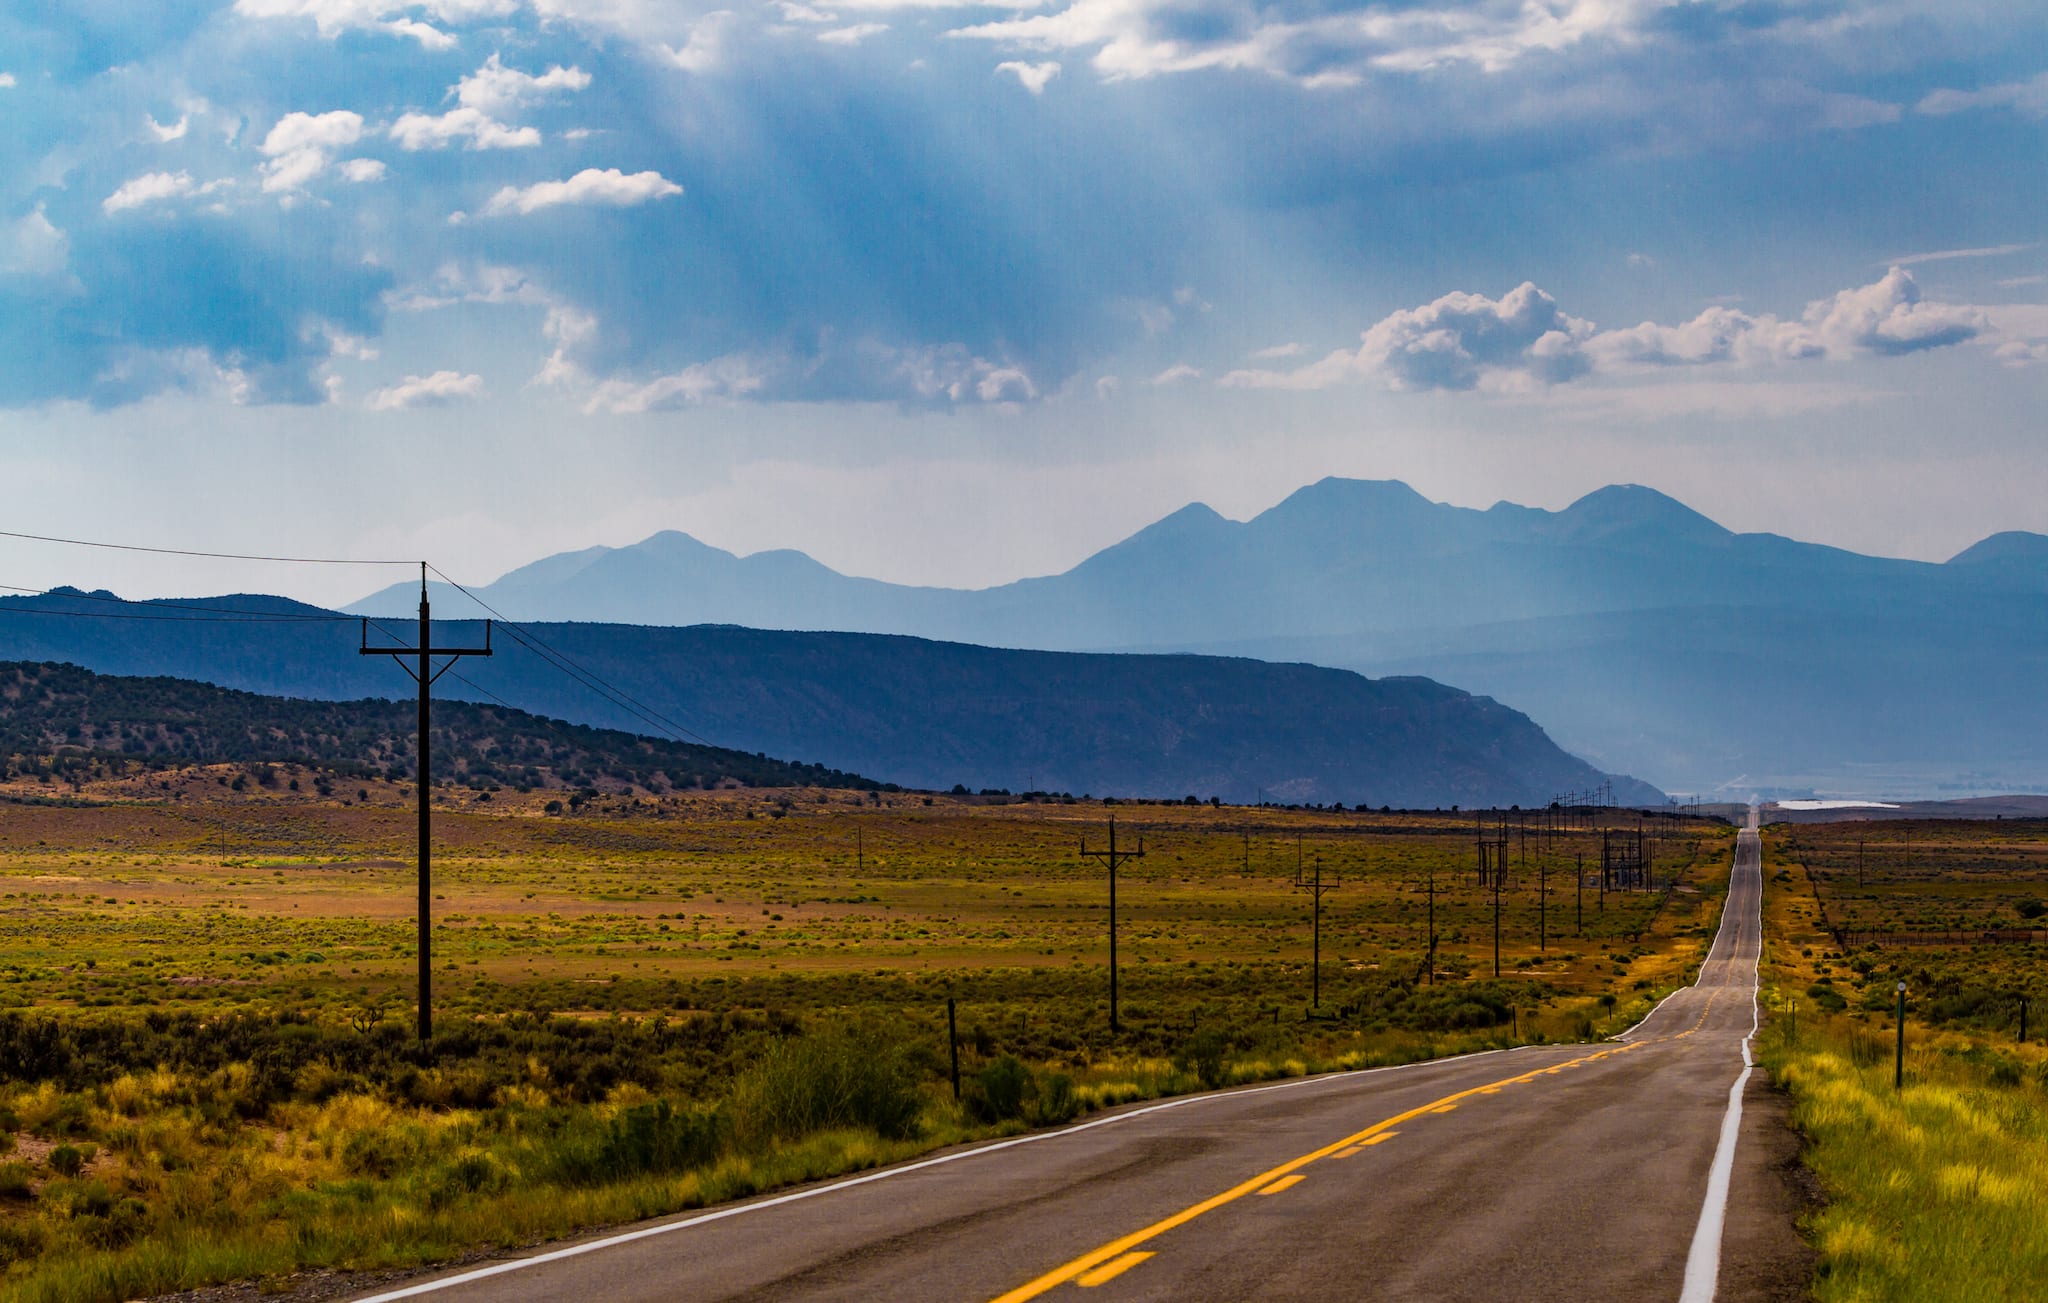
[424,564,717,749]
[0,529,415,566]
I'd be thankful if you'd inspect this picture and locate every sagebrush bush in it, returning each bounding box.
[970,1056,1032,1123]
[549,1101,727,1185]
[731,1029,923,1141]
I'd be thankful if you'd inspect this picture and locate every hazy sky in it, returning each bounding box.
[2,0,2045,607]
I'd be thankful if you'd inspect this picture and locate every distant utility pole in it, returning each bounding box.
[1575,850,1584,937]
[360,566,492,1045]
[1538,848,1548,953]
[1297,852,1338,1010]
[1426,860,1438,986]
[1081,814,1144,1034]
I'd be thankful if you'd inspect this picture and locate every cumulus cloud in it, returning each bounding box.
[339,158,389,182]
[392,53,591,150]
[392,108,542,150]
[258,110,364,194]
[482,168,683,215]
[0,73,14,88]
[996,60,1060,93]
[103,171,202,214]
[1223,269,1990,393]
[662,11,735,72]
[1151,362,1200,384]
[0,205,68,277]
[147,113,190,142]
[366,369,485,410]
[1917,71,2048,119]
[954,0,1654,86]
[232,0,513,47]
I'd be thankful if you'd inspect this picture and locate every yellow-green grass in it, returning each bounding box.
[1760,823,2048,1300]
[0,773,1732,1299]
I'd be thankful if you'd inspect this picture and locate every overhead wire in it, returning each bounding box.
[424,563,719,749]
[0,529,415,566]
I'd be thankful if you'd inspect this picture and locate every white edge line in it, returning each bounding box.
[1678,829,1764,1303]
[352,1042,1557,1302]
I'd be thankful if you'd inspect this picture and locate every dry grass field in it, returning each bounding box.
[0,767,1731,1300]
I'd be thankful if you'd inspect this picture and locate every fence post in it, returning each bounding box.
[948,996,960,1101]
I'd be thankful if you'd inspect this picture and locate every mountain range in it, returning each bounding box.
[0,597,1653,808]
[350,479,2048,799]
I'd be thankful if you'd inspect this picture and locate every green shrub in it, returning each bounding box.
[1175,1030,1230,1091]
[0,1160,32,1199]
[1035,1072,1080,1125]
[47,1144,86,1178]
[551,1101,727,1185]
[971,1055,1032,1122]
[732,1029,923,1142]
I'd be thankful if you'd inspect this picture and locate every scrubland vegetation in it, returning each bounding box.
[0,770,1728,1300]
[1761,821,2048,1300]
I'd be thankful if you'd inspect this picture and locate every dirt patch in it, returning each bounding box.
[1717,1065,1822,1302]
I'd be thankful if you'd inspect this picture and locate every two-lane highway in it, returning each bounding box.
[361,814,1782,1302]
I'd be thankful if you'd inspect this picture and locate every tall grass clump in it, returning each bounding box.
[1763,1013,2048,1301]
[729,1028,924,1143]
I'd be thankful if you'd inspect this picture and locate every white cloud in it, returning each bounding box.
[1151,362,1200,384]
[482,167,683,216]
[366,370,486,410]
[954,0,1653,86]
[889,343,1038,403]
[0,73,14,89]
[103,170,199,214]
[392,106,542,150]
[1884,242,2036,268]
[339,158,389,182]
[231,0,513,47]
[584,355,767,412]
[147,113,190,142]
[820,22,889,44]
[1625,252,1656,270]
[1250,342,1301,359]
[1918,71,2048,119]
[262,110,364,157]
[0,204,68,276]
[1222,268,1990,393]
[777,3,836,22]
[996,60,1060,94]
[460,52,592,114]
[662,11,734,72]
[258,110,365,194]
[391,55,590,150]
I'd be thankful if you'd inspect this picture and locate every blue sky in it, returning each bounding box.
[0,0,2044,603]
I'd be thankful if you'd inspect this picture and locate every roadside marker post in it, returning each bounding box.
[1895,981,1907,1090]
[948,996,961,1100]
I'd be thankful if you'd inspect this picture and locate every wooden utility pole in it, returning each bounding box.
[1081,814,1144,1033]
[360,567,491,1044]
[1297,852,1338,1010]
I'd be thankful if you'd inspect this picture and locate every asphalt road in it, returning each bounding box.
[361,815,1792,1303]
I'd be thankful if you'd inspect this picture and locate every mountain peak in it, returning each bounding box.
[1552,484,1732,547]
[1948,531,2048,568]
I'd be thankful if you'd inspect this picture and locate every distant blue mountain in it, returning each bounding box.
[0,589,1654,808]
[349,480,2048,799]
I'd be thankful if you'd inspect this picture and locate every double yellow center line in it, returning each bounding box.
[989,1041,1646,1302]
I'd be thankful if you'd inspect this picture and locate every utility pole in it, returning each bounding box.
[1859,838,1865,890]
[1426,860,1438,986]
[1539,848,1548,952]
[1297,852,1337,1010]
[1081,814,1144,1034]
[1575,850,1583,937]
[857,826,864,874]
[1895,981,1907,1090]
[360,566,491,1045]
